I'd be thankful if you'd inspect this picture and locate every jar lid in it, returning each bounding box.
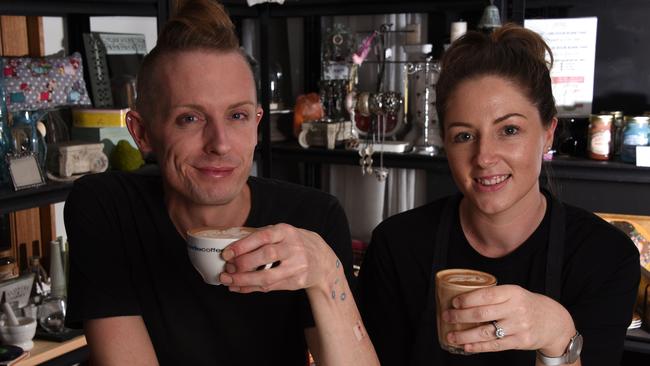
[624,115,650,125]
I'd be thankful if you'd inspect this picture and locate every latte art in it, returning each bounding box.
[443,273,493,286]
[193,227,255,239]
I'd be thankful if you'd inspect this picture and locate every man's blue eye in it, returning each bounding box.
[232,112,248,120]
[181,115,200,123]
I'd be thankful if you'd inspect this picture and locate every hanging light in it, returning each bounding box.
[478,0,502,31]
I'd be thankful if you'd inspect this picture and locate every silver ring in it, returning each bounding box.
[492,321,506,339]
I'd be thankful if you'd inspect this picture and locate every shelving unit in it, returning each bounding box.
[0,0,170,211]
[222,0,524,177]
[0,0,647,361]
[0,2,170,364]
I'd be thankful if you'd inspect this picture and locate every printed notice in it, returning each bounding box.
[98,33,148,55]
[525,17,598,117]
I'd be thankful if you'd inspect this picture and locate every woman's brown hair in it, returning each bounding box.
[135,0,241,115]
[435,23,557,136]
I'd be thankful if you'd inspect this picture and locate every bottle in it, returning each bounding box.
[49,240,66,299]
[29,256,48,304]
[269,62,284,110]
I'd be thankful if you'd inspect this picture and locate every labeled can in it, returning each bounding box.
[587,114,613,160]
[621,116,650,163]
[600,111,624,157]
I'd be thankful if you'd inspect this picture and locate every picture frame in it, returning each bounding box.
[7,153,46,191]
[82,32,147,108]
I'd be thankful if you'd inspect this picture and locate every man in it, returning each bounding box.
[64,1,378,365]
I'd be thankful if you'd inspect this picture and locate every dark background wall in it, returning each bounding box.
[526,0,650,115]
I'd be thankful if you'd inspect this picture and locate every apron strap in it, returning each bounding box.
[545,193,566,301]
[409,194,460,366]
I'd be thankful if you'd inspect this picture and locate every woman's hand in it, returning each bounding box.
[217,224,339,293]
[443,284,577,356]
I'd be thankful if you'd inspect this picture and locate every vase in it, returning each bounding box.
[49,240,66,299]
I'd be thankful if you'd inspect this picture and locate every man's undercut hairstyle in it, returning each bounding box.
[135,0,241,116]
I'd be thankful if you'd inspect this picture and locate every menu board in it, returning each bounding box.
[525,17,598,117]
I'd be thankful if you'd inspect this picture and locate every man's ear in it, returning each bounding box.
[126,110,153,156]
[255,106,264,125]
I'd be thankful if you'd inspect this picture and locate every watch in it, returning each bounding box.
[536,332,583,365]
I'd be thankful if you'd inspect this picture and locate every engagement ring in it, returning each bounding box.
[492,321,506,339]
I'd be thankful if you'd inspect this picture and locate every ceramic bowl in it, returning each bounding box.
[0,317,37,351]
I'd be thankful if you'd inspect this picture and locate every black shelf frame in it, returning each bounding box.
[272,141,650,182]
[272,141,650,216]
[0,0,167,18]
[0,182,73,215]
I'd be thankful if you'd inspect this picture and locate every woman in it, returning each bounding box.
[358,24,640,365]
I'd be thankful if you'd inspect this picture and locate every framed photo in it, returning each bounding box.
[7,153,46,191]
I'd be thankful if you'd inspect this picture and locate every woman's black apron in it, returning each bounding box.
[409,192,566,365]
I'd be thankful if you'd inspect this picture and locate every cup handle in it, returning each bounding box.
[298,129,310,148]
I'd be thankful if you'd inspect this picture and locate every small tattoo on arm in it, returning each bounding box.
[331,290,336,299]
[353,321,366,342]
[340,292,346,301]
[335,259,340,268]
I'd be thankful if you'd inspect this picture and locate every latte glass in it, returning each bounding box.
[435,268,497,354]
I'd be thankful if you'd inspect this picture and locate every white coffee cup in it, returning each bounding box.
[186,227,258,286]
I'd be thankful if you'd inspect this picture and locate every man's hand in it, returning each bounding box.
[218,223,338,293]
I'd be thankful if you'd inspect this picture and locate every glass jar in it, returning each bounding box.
[621,116,650,163]
[600,110,624,158]
[588,114,613,160]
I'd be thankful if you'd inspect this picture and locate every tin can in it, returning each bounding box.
[587,114,613,160]
[621,116,650,163]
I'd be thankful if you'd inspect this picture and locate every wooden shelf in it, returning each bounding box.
[16,335,87,366]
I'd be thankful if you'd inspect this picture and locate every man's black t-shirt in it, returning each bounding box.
[358,195,640,366]
[64,169,353,366]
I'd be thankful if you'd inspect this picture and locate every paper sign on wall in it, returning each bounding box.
[525,17,598,117]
